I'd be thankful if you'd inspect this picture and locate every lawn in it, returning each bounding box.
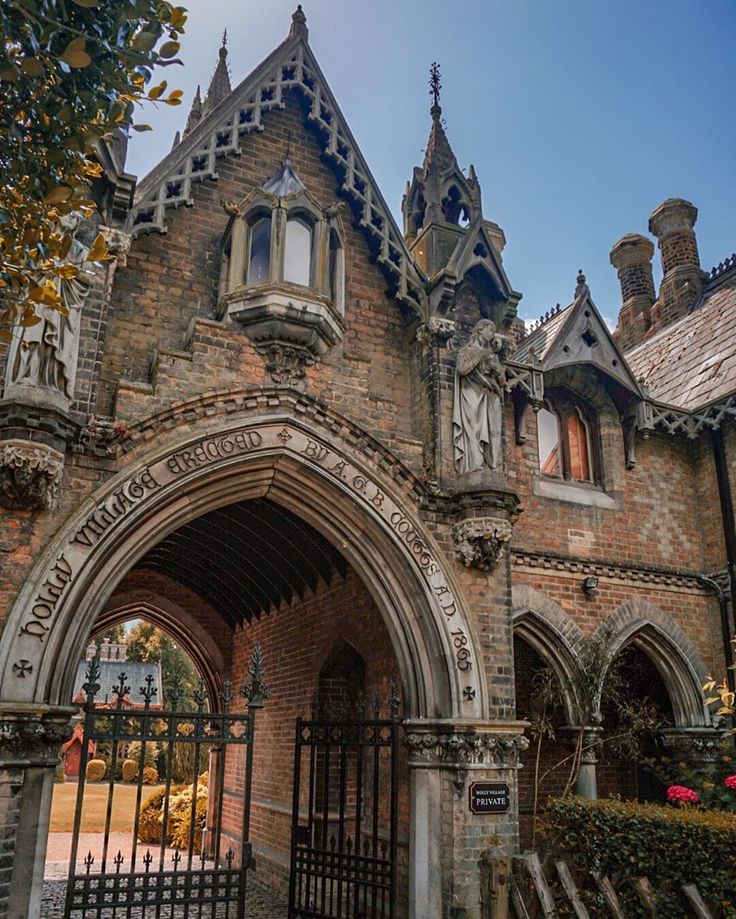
[50,782,163,834]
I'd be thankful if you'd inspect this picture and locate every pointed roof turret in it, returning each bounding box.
[203,31,232,116]
[182,84,203,139]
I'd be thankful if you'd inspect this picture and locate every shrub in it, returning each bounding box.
[142,766,159,785]
[543,797,736,917]
[126,741,160,769]
[85,758,107,783]
[137,773,208,850]
[122,759,138,783]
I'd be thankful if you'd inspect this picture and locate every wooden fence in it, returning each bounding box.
[509,852,716,918]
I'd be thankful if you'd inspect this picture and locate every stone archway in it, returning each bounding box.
[592,599,713,729]
[0,411,494,919]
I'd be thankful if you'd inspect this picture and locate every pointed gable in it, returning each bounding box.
[516,272,644,402]
[130,8,426,317]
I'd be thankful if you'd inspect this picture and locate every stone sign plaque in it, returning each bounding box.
[469,781,510,814]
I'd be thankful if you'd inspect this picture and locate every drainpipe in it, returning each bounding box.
[711,429,736,692]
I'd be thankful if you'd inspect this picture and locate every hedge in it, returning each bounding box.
[543,797,736,918]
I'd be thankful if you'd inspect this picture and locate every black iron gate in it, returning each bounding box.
[64,646,269,918]
[287,690,401,919]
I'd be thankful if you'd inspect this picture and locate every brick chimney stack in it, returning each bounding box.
[648,198,705,332]
[610,233,655,350]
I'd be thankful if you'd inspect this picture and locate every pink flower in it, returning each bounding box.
[667,785,699,805]
[724,775,736,791]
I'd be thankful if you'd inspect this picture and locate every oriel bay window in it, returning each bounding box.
[537,388,597,484]
[221,158,346,383]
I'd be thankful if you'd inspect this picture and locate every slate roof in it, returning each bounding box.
[626,270,736,411]
[514,306,571,363]
[73,659,162,708]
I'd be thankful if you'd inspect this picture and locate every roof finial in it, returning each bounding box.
[220,29,228,58]
[575,268,590,298]
[429,61,442,114]
[284,131,292,162]
[290,4,308,39]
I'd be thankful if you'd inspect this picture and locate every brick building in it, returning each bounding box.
[0,8,734,918]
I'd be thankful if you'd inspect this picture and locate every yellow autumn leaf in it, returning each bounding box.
[148,80,168,100]
[86,233,112,262]
[44,186,73,204]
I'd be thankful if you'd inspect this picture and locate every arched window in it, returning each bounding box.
[537,389,597,484]
[537,407,561,476]
[326,229,344,314]
[284,216,312,286]
[247,217,271,285]
[567,408,592,482]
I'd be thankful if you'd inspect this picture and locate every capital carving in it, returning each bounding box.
[453,517,513,571]
[0,439,64,510]
[0,716,72,764]
[416,316,456,346]
[661,728,724,765]
[404,729,528,767]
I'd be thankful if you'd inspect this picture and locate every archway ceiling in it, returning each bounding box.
[134,498,347,627]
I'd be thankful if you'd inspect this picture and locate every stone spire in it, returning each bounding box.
[182,84,203,138]
[203,31,232,116]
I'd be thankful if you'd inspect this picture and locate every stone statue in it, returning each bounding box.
[452,319,506,474]
[5,215,93,406]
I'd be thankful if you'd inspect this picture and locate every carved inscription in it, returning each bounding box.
[21,554,73,642]
[299,438,472,676]
[166,431,262,475]
[71,469,160,549]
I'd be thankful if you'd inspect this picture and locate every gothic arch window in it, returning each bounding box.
[326,228,345,315]
[247,215,271,285]
[442,185,470,226]
[537,388,598,485]
[284,214,313,287]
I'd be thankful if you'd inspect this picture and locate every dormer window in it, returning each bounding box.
[537,388,597,485]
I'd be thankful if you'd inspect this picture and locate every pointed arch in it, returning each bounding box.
[512,584,584,724]
[592,599,712,727]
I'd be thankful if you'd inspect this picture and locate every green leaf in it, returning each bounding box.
[60,38,92,69]
[72,0,99,6]
[133,31,158,53]
[132,123,152,132]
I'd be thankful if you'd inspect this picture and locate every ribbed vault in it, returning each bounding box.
[134,498,347,627]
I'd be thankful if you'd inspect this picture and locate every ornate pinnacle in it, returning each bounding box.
[429,61,442,111]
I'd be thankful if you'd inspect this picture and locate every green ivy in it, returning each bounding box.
[543,797,736,918]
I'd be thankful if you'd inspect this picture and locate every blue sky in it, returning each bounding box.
[127,0,736,327]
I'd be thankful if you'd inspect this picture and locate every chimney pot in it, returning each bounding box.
[610,233,655,350]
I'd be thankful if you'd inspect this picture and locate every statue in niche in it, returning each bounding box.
[6,214,93,403]
[452,319,506,474]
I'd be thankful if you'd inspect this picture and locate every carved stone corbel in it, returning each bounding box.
[416,316,456,347]
[453,517,513,571]
[0,439,64,511]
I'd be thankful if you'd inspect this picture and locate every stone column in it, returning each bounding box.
[0,708,75,919]
[561,726,602,800]
[404,720,528,919]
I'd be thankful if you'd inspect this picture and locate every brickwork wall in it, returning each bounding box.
[224,568,409,907]
[98,93,422,471]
